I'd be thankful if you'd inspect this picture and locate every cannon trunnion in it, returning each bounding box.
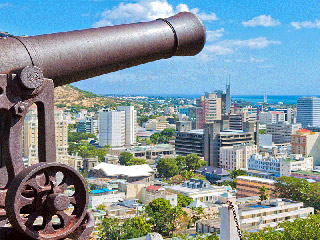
[0,12,205,239]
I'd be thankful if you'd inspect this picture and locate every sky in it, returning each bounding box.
[1,0,320,96]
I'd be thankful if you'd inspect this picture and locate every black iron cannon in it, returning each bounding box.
[0,12,205,239]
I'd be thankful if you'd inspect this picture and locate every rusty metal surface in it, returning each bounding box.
[0,12,206,239]
[0,12,206,87]
[6,162,88,240]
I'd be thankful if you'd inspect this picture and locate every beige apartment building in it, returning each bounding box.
[219,143,258,171]
[21,106,68,166]
[145,116,176,131]
[291,129,320,165]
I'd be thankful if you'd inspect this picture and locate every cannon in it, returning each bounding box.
[0,12,205,239]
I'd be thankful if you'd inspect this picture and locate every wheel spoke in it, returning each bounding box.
[19,196,34,208]
[24,212,39,227]
[41,215,55,234]
[57,211,73,226]
[69,196,76,205]
[55,182,69,193]
[26,178,41,192]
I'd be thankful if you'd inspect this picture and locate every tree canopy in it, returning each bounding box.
[274,176,320,211]
[98,216,151,240]
[146,198,186,237]
[157,158,179,178]
[150,128,176,144]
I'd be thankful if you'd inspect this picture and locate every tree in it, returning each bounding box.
[230,169,247,179]
[127,158,148,166]
[180,170,207,181]
[259,185,269,201]
[150,132,161,144]
[185,154,206,171]
[259,129,266,134]
[98,217,122,240]
[68,132,97,143]
[176,155,186,172]
[146,198,186,237]
[244,214,320,240]
[274,176,320,210]
[96,148,107,162]
[119,152,134,165]
[177,194,194,207]
[122,216,152,239]
[157,158,179,178]
[97,204,106,211]
[161,128,176,137]
[189,207,204,228]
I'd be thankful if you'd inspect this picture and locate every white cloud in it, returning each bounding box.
[93,0,218,27]
[189,7,218,21]
[202,37,280,58]
[224,37,281,49]
[291,20,320,29]
[205,45,234,55]
[249,57,265,62]
[242,15,280,27]
[206,28,224,42]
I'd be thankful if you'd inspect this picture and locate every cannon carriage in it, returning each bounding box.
[0,12,205,239]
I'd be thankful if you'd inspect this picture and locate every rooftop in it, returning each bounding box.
[93,163,154,177]
[236,176,275,185]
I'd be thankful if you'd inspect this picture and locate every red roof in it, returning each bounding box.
[269,111,284,114]
[146,185,164,191]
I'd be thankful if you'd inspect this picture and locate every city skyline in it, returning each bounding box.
[1,0,320,95]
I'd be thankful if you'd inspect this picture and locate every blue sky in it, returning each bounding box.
[1,0,320,95]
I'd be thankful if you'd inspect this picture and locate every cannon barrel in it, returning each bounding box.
[0,12,206,87]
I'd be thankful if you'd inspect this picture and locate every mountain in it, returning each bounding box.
[54,85,117,109]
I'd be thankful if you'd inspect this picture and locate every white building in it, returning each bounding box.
[117,106,137,145]
[259,111,285,124]
[219,144,258,171]
[248,153,313,176]
[165,179,234,203]
[99,109,125,147]
[248,153,281,174]
[297,97,320,127]
[89,188,126,208]
[280,154,313,177]
[142,185,177,207]
[196,198,314,234]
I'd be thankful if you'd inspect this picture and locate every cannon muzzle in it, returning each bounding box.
[0,12,206,87]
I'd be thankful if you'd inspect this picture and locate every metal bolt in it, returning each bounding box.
[18,105,25,113]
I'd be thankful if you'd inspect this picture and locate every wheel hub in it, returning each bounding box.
[46,194,70,212]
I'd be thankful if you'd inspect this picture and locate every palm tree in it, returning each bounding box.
[259,185,269,201]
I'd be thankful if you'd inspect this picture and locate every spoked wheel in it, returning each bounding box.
[5,163,89,240]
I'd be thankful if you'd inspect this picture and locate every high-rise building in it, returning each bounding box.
[297,97,320,127]
[117,106,137,145]
[175,129,204,157]
[77,115,99,135]
[204,120,258,167]
[196,93,222,129]
[21,107,68,166]
[266,122,301,144]
[259,111,285,124]
[226,80,231,115]
[99,109,125,147]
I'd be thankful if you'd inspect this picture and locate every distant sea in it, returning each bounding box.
[132,94,320,105]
